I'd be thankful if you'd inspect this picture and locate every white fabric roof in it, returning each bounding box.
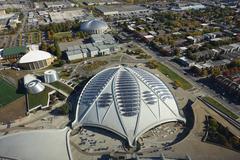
[73,66,186,146]
[18,50,53,64]
[0,128,72,160]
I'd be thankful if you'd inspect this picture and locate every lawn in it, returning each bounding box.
[28,87,52,109]
[82,60,108,72]
[0,78,23,107]
[51,81,73,94]
[53,32,72,40]
[202,96,239,119]
[146,60,192,90]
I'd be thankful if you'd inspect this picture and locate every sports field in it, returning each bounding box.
[0,78,23,108]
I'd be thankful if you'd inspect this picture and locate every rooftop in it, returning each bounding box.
[73,66,185,146]
[0,128,71,160]
[2,46,27,57]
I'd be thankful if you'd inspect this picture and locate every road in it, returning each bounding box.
[8,11,28,47]
[132,41,240,117]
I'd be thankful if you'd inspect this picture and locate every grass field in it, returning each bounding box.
[202,96,239,119]
[0,78,23,108]
[53,32,72,40]
[28,87,52,109]
[147,60,192,90]
[51,81,73,94]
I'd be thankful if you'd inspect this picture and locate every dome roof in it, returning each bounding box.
[26,80,45,94]
[19,50,53,64]
[23,74,45,94]
[80,19,109,32]
[73,66,186,147]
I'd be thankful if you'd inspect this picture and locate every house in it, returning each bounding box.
[219,42,240,54]
[188,49,219,61]
[186,35,204,44]
[177,56,195,67]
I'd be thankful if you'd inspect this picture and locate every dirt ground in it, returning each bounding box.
[0,70,29,86]
[0,96,26,123]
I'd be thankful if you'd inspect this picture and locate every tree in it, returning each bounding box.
[202,69,208,77]
[40,41,48,51]
[54,40,61,58]
[211,67,221,77]
[146,60,158,69]
[59,103,69,115]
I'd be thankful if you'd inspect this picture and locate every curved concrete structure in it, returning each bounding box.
[0,128,72,160]
[73,66,186,146]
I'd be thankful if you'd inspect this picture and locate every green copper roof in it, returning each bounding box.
[3,46,27,57]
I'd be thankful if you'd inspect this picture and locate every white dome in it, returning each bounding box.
[80,19,109,34]
[73,66,186,147]
[19,50,53,64]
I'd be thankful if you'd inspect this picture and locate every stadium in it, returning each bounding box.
[73,66,186,147]
[80,19,109,34]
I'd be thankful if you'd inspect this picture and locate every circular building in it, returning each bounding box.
[24,74,45,94]
[73,66,186,147]
[26,80,45,94]
[18,49,55,70]
[44,69,59,83]
[80,19,109,34]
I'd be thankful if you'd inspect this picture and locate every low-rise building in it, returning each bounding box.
[96,5,150,16]
[8,14,21,28]
[1,46,27,61]
[214,75,240,101]
[219,42,240,54]
[177,56,195,67]
[44,1,65,9]
[171,3,206,11]
[0,18,8,30]
[188,49,219,62]
[83,0,121,6]
[0,9,5,16]
[87,46,99,57]
[65,34,119,61]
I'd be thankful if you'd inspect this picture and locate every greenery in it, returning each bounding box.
[58,103,69,115]
[82,60,108,72]
[51,81,73,94]
[146,60,192,90]
[206,116,240,151]
[5,8,21,14]
[53,60,65,67]
[40,40,61,57]
[25,32,42,45]
[28,87,52,109]
[54,40,61,58]
[0,78,23,107]
[202,97,239,119]
[53,32,72,42]
[126,48,152,59]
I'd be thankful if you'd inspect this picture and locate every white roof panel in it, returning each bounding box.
[19,50,54,64]
[0,128,71,160]
[73,66,186,147]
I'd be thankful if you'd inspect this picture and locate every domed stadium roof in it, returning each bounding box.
[73,66,186,147]
[80,19,109,33]
[18,50,53,64]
